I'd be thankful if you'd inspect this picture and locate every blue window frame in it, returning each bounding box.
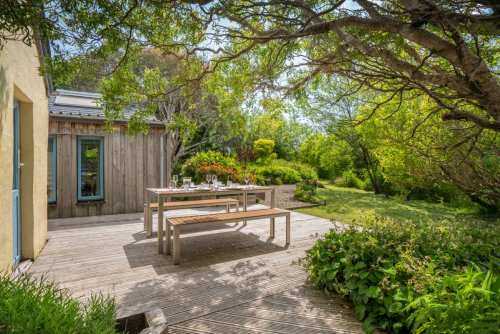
[48,136,57,203]
[77,136,104,201]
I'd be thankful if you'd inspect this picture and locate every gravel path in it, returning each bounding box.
[260,184,320,210]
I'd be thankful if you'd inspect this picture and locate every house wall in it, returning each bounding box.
[48,119,166,218]
[0,39,49,273]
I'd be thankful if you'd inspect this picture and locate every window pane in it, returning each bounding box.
[80,139,102,198]
[47,137,56,202]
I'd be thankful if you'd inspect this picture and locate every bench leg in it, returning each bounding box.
[270,217,275,238]
[173,226,181,265]
[226,204,229,213]
[143,205,147,232]
[166,221,172,255]
[286,214,290,244]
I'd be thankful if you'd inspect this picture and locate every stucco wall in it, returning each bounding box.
[0,38,48,273]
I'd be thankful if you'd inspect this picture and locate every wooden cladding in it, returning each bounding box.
[48,119,166,218]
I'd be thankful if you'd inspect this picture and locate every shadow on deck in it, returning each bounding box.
[31,205,363,333]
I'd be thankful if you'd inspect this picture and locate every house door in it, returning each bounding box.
[12,101,21,266]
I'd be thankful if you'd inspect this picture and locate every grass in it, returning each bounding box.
[296,184,499,224]
[0,273,119,334]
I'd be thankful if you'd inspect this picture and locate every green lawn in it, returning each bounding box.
[296,184,499,224]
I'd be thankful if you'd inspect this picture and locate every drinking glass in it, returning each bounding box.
[244,175,249,185]
[205,174,212,185]
[227,175,232,187]
[182,177,191,189]
[172,175,178,188]
[212,174,217,184]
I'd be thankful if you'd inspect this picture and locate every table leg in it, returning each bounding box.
[286,213,290,244]
[158,195,164,254]
[270,188,275,228]
[145,191,151,236]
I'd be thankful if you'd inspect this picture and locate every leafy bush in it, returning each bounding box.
[300,217,499,333]
[250,165,301,185]
[294,179,319,202]
[405,265,500,334]
[254,139,277,163]
[0,273,118,333]
[334,170,364,189]
[282,160,318,181]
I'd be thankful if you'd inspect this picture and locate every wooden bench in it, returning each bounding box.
[165,208,291,264]
[144,198,239,237]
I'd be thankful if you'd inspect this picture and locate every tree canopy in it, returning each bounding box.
[2,0,498,131]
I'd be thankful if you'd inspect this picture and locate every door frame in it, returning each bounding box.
[12,100,21,266]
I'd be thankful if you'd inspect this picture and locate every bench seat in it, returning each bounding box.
[165,208,291,264]
[144,198,239,237]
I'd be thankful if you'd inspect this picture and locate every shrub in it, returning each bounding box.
[0,273,118,333]
[254,139,277,163]
[300,217,499,333]
[282,161,318,181]
[251,165,301,185]
[405,265,500,334]
[294,179,319,202]
[334,170,363,189]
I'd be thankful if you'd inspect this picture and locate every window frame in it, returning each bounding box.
[48,135,57,203]
[77,136,104,202]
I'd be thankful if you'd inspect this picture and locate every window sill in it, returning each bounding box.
[76,200,105,205]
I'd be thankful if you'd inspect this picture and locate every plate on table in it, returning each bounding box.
[195,186,211,191]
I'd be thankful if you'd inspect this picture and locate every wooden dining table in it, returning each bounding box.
[144,185,276,253]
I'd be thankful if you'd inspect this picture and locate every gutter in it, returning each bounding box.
[49,113,166,127]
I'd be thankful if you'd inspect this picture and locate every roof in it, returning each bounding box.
[48,90,163,125]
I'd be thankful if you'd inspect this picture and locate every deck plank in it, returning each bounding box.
[30,205,361,332]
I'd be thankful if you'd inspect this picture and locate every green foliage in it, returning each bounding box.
[285,161,318,181]
[301,216,499,333]
[250,165,301,185]
[294,179,319,203]
[0,273,118,334]
[248,159,317,185]
[405,265,500,334]
[334,170,364,189]
[298,133,354,179]
[253,139,277,163]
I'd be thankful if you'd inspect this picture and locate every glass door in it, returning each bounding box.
[12,101,21,266]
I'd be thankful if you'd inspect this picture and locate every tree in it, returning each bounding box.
[3,1,498,132]
[98,49,223,175]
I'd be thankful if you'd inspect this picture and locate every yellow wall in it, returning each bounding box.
[0,38,48,273]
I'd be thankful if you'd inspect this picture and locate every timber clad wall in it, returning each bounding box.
[48,119,165,218]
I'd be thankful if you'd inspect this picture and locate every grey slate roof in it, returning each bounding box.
[48,90,161,123]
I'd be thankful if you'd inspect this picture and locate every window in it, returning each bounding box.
[77,137,104,201]
[48,136,57,203]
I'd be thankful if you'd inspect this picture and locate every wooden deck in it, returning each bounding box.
[30,205,362,333]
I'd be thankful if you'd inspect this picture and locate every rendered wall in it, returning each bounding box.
[0,38,48,273]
